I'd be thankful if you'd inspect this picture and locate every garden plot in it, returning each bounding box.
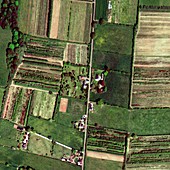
[29,90,57,119]
[14,36,65,92]
[2,85,32,126]
[64,43,88,65]
[49,0,92,43]
[18,0,49,37]
[87,125,128,156]
[127,135,170,165]
[131,11,170,108]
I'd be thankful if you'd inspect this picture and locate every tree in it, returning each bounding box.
[99,18,105,25]
[90,32,95,39]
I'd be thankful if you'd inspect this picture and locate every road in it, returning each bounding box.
[82,0,96,169]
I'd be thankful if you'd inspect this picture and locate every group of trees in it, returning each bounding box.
[0,0,19,29]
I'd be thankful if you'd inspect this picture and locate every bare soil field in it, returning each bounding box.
[131,11,170,108]
[59,98,68,113]
[49,0,61,39]
[87,150,124,162]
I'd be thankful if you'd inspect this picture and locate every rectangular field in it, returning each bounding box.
[87,126,127,156]
[127,135,170,164]
[64,43,89,65]
[49,0,92,43]
[131,11,170,108]
[0,145,80,170]
[29,91,57,119]
[89,104,170,135]
[139,0,170,6]
[68,2,92,43]
[95,0,108,20]
[92,51,132,73]
[14,36,65,92]
[28,115,84,149]
[2,85,32,126]
[94,24,134,55]
[18,0,49,37]
[28,133,52,157]
[112,0,138,25]
[0,27,11,86]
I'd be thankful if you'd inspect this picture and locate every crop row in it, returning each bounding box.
[22,60,62,69]
[27,35,66,48]
[14,80,60,92]
[26,45,64,59]
[87,145,124,155]
[15,70,61,86]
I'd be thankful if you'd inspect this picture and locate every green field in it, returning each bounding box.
[28,133,52,157]
[92,51,132,73]
[28,115,84,149]
[0,145,80,170]
[29,91,57,119]
[69,2,92,43]
[95,0,108,20]
[52,144,72,159]
[139,0,170,6]
[0,119,18,147]
[85,157,122,170]
[111,0,138,25]
[56,97,86,128]
[0,163,16,170]
[91,71,131,107]
[94,24,134,55]
[0,27,11,86]
[89,104,170,135]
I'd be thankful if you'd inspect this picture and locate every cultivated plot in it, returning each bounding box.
[18,0,49,37]
[14,36,64,92]
[64,43,89,66]
[29,91,57,119]
[2,85,32,126]
[131,11,170,108]
[49,0,92,43]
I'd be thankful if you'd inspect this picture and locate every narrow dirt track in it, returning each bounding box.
[49,0,61,39]
[87,150,124,162]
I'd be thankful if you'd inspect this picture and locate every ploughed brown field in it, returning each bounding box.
[131,11,170,108]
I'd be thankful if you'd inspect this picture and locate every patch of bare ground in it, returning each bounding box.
[86,150,124,162]
[49,0,61,39]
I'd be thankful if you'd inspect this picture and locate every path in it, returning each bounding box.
[87,150,124,162]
